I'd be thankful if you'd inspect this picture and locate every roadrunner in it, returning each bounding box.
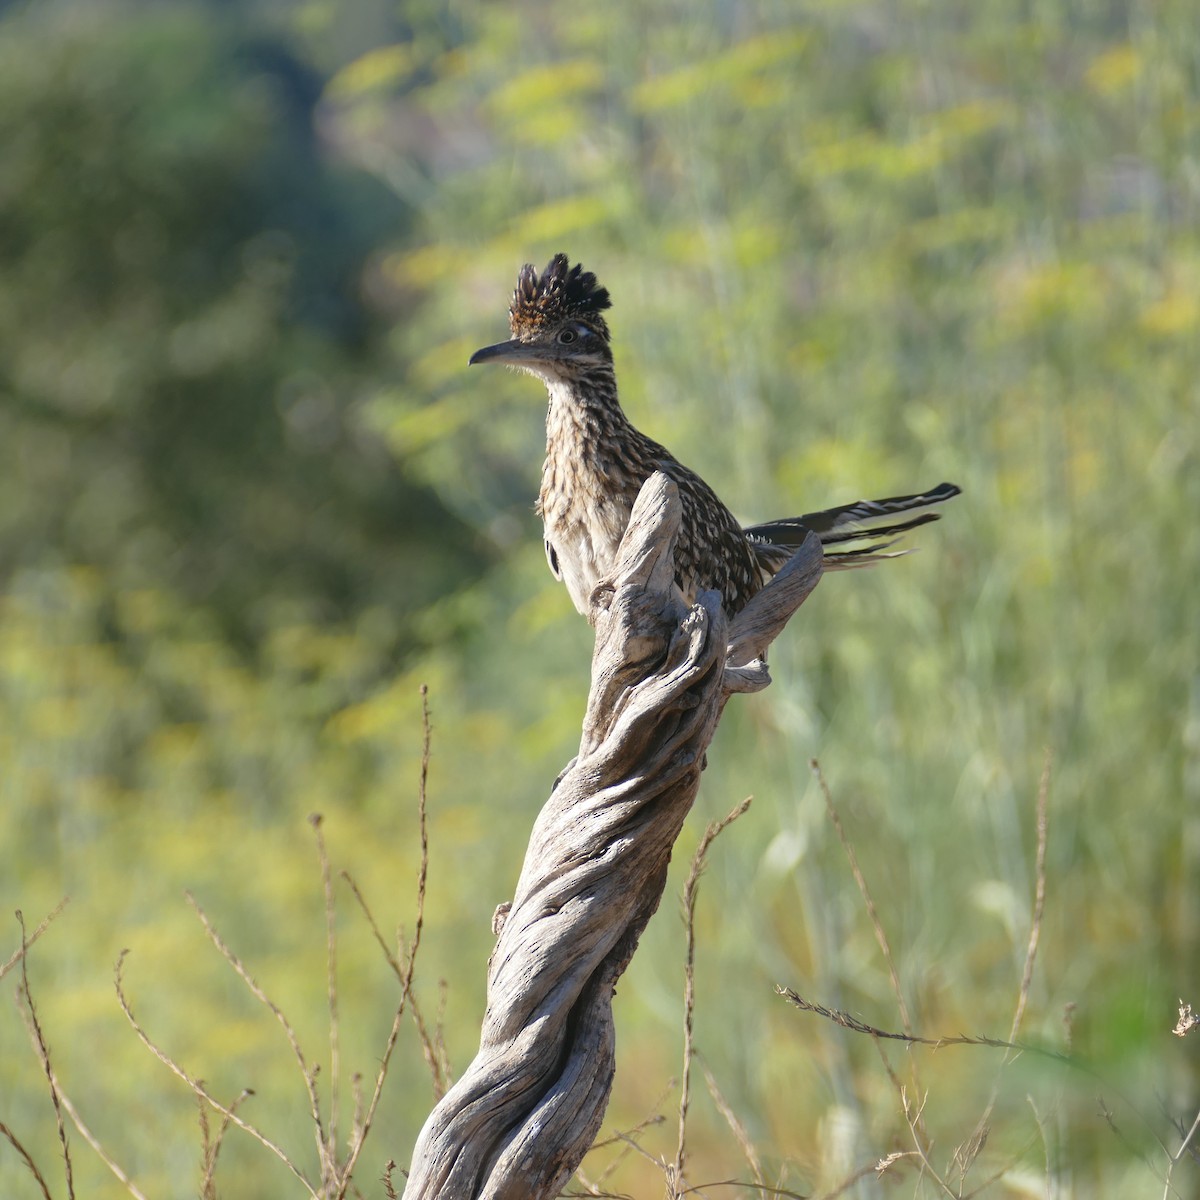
[470,254,959,621]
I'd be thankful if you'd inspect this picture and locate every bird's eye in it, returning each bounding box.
[557,328,578,344]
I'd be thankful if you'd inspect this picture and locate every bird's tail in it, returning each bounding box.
[744,481,961,570]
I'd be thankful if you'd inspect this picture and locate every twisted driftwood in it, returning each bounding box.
[403,473,822,1199]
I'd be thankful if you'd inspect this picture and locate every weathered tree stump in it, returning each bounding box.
[403,472,822,1199]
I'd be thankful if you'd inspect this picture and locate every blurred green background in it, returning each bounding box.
[1,0,1196,1196]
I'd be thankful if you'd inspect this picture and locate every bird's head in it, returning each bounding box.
[469,254,613,382]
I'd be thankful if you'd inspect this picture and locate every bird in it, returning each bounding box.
[469,253,959,622]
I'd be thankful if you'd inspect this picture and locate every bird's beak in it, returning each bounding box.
[468,339,547,367]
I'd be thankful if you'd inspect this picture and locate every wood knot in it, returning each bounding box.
[589,580,616,614]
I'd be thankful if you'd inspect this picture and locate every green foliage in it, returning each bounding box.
[0,2,481,652]
[2,0,1198,1196]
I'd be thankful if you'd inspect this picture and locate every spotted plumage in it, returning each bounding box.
[470,253,959,622]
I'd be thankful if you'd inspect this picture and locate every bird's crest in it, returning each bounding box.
[509,254,611,340]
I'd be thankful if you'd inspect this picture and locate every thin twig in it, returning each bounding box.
[199,1088,253,1199]
[114,950,320,1199]
[411,982,448,1098]
[185,891,330,1172]
[570,1166,605,1196]
[1010,749,1051,1043]
[874,1151,919,1181]
[342,873,403,978]
[962,750,1054,1174]
[17,910,75,1200]
[311,813,341,1177]
[859,1027,921,1185]
[778,987,1069,1058]
[197,1092,211,1189]
[431,977,452,1093]
[673,796,752,1196]
[901,1089,957,1199]
[818,1156,909,1199]
[1098,1096,1171,1175]
[350,1071,364,1148]
[700,1057,765,1188]
[811,761,912,1035]
[869,1035,915,1128]
[612,1129,667,1171]
[1028,1093,1060,1199]
[582,1084,671,1190]
[43,1063,149,1200]
[1,898,68,983]
[341,874,447,1098]
[782,977,1182,1187]
[338,987,408,1193]
[1164,1105,1200,1200]
[335,684,433,1199]
[573,1154,633,1196]
[677,1180,808,1198]
[0,1121,53,1200]
[811,761,929,1147]
[953,1123,988,1190]
[562,1187,637,1200]
[587,1113,668,1157]
[16,967,139,1194]
[960,1126,1043,1200]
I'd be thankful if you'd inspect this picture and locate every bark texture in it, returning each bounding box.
[403,473,821,1200]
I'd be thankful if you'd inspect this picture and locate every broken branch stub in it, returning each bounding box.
[403,473,821,1200]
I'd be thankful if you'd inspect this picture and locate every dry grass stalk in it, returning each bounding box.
[115,948,322,1198]
[671,795,753,1196]
[1,899,68,984]
[16,910,75,1200]
[0,1120,53,1200]
[186,890,330,1172]
[312,813,341,1172]
[334,683,433,1197]
[701,1058,766,1189]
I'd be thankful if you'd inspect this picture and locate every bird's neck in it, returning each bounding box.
[544,369,631,455]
